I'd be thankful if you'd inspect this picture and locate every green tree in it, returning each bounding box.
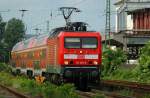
[137,41,150,75]
[102,48,127,76]
[139,41,150,68]
[129,41,150,83]
[0,15,6,41]
[3,18,25,62]
[4,18,25,51]
[0,15,6,62]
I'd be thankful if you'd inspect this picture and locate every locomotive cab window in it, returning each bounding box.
[64,37,97,49]
[65,38,80,48]
[82,38,97,48]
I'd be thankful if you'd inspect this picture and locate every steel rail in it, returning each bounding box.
[76,90,96,98]
[101,80,150,92]
[0,84,30,98]
[76,89,135,98]
[92,89,135,98]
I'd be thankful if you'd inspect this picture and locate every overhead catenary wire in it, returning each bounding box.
[65,0,88,6]
[27,11,64,35]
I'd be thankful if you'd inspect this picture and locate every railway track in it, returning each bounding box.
[76,89,135,98]
[0,84,30,98]
[91,89,135,98]
[88,80,150,98]
[76,90,96,98]
[89,80,150,93]
[101,80,150,92]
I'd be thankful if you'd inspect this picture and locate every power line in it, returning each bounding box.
[29,10,60,29]
[0,9,10,13]
[73,0,88,6]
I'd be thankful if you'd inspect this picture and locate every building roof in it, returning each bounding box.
[114,0,125,5]
[116,0,150,13]
[127,8,150,14]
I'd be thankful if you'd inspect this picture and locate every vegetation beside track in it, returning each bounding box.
[0,63,79,98]
[102,47,127,77]
[0,74,106,98]
[0,63,106,98]
[0,63,11,72]
[102,41,150,84]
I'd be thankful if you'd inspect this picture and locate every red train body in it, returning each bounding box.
[11,25,102,88]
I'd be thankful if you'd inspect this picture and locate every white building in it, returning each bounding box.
[115,0,134,33]
[115,0,150,33]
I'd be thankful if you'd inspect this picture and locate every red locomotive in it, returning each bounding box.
[11,22,102,89]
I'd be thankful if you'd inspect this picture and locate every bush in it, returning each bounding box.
[130,41,150,83]
[102,41,150,83]
[102,48,127,76]
[0,63,11,72]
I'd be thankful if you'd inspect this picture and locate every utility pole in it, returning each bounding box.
[33,28,41,35]
[19,9,28,39]
[59,7,81,25]
[105,0,111,46]
[19,9,28,20]
[46,20,50,33]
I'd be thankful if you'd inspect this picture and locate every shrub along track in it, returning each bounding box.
[0,84,30,98]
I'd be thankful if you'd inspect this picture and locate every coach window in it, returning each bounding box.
[22,61,26,68]
[24,53,27,59]
[34,61,40,69]
[65,38,80,48]
[28,52,30,58]
[42,49,46,58]
[18,54,20,59]
[32,52,35,57]
[28,52,33,59]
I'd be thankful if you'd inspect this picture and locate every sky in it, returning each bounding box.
[0,0,116,35]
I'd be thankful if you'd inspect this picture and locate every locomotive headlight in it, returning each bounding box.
[93,61,98,65]
[64,61,69,65]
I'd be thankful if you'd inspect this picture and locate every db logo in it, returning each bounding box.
[77,55,85,59]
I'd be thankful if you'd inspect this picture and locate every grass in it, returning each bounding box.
[93,93,106,98]
[102,66,150,84]
[118,89,133,97]
[0,71,79,98]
